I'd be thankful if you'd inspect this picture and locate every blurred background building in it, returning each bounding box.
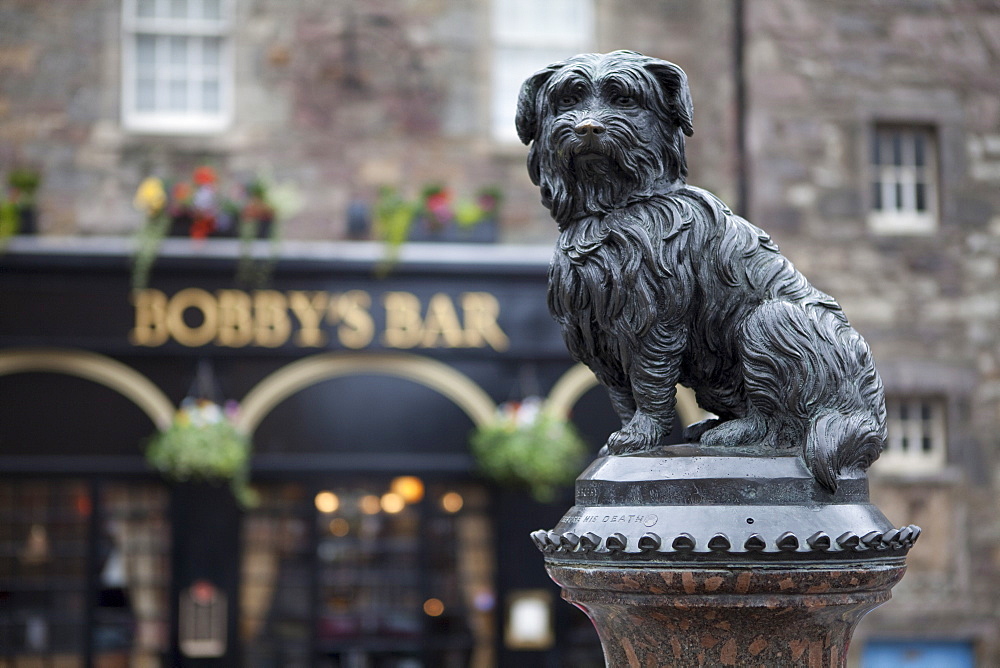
[0,0,998,666]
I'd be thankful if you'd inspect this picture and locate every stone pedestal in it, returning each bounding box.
[547,561,905,668]
[532,447,918,668]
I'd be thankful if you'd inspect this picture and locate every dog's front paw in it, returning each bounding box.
[700,416,768,448]
[605,413,661,455]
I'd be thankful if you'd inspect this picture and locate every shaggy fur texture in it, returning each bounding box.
[517,51,885,491]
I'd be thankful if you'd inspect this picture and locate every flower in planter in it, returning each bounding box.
[193,166,217,187]
[131,177,172,290]
[423,185,453,230]
[189,167,220,239]
[146,398,257,506]
[372,184,503,271]
[134,177,167,215]
[234,178,280,286]
[131,167,299,288]
[0,167,43,239]
[470,397,587,502]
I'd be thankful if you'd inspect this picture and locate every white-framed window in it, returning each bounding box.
[491,0,594,143]
[121,0,233,134]
[868,125,938,235]
[878,396,947,474]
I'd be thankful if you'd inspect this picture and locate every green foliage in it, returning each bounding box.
[374,185,501,240]
[146,400,257,506]
[0,201,19,242]
[374,186,419,248]
[131,211,170,291]
[0,167,41,244]
[7,168,41,201]
[470,403,587,503]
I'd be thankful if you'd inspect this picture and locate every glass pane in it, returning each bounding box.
[168,79,187,111]
[914,132,926,167]
[871,181,882,210]
[202,36,221,68]
[95,484,171,666]
[240,484,313,665]
[495,0,589,45]
[169,36,188,67]
[891,131,903,167]
[202,79,220,112]
[169,0,189,19]
[136,34,157,68]
[915,182,926,212]
[202,0,222,20]
[0,480,91,659]
[137,0,157,19]
[136,78,156,111]
[894,183,903,212]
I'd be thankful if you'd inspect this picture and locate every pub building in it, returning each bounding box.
[0,238,701,667]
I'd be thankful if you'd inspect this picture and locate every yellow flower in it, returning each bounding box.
[134,177,167,216]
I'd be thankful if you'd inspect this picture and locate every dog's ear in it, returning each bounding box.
[515,63,564,145]
[644,61,694,137]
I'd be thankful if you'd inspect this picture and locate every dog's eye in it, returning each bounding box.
[613,94,637,107]
[557,94,579,109]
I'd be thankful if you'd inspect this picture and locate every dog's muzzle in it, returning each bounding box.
[569,118,611,164]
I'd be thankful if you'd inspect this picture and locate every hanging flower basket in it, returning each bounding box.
[470,397,587,503]
[146,398,257,506]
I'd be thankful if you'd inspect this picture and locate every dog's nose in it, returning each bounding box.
[574,119,605,137]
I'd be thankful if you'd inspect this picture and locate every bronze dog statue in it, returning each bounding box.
[516,51,885,491]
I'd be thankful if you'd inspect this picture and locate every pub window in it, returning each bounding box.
[0,480,171,666]
[241,479,496,666]
[868,125,938,235]
[491,0,594,142]
[878,396,947,474]
[121,0,233,134]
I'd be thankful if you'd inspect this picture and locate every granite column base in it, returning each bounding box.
[546,560,906,668]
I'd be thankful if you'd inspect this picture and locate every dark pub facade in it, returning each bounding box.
[0,239,699,668]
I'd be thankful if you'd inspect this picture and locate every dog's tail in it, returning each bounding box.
[806,411,884,493]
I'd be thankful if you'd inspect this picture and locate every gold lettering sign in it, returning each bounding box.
[130,288,510,352]
[165,288,218,347]
[336,291,376,349]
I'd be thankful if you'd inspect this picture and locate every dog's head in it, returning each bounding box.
[516,51,694,226]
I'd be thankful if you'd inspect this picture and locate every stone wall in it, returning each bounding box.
[745,1,1000,662]
[0,0,742,242]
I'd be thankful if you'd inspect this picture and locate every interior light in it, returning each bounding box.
[505,590,554,650]
[314,491,340,514]
[329,518,350,537]
[423,598,445,617]
[391,476,425,504]
[380,492,406,514]
[359,494,381,515]
[441,491,464,513]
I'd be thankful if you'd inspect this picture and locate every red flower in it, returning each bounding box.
[193,166,217,186]
[172,181,193,202]
[190,214,216,239]
[425,189,450,210]
[425,189,452,224]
